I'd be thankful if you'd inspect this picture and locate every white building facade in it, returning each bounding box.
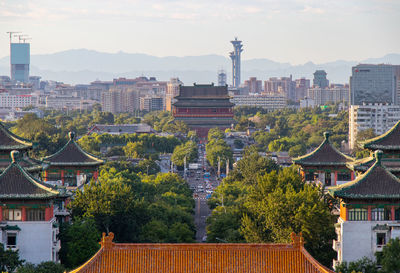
[349,103,400,150]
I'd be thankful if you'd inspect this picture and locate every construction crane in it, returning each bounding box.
[6,31,21,43]
[14,34,29,43]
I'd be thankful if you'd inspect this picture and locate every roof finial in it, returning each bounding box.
[68,131,75,140]
[10,150,20,163]
[375,150,383,165]
[323,131,330,141]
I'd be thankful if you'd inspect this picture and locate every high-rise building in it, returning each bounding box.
[229,38,243,88]
[244,77,262,93]
[218,70,227,87]
[348,103,400,150]
[313,70,329,88]
[264,76,295,101]
[140,96,163,112]
[10,43,30,83]
[295,78,310,101]
[350,64,400,105]
[307,84,349,106]
[166,78,183,112]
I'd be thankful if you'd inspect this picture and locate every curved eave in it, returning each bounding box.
[42,139,104,166]
[0,193,59,199]
[69,248,104,273]
[293,139,354,166]
[362,120,400,149]
[332,193,400,199]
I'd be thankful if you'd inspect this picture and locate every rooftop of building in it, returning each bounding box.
[292,132,354,167]
[69,232,333,273]
[88,123,152,135]
[0,122,33,152]
[329,151,400,200]
[362,120,400,151]
[176,84,230,99]
[0,151,59,200]
[42,132,104,167]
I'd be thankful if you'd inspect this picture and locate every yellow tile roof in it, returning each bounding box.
[68,232,334,273]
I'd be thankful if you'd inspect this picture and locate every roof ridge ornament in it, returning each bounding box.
[290,232,304,248]
[100,232,114,250]
[68,131,76,140]
[323,131,330,141]
[10,150,20,163]
[375,150,383,165]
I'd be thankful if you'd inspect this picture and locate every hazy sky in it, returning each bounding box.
[1,0,399,64]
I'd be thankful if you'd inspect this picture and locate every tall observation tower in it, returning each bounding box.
[229,38,243,88]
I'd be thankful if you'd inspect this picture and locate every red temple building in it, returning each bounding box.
[69,232,334,273]
[293,132,355,186]
[42,132,104,187]
[172,84,235,138]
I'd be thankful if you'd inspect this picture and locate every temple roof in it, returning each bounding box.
[43,132,104,167]
[0,151,59,200]
[329,151,400,200]
[347,156,400,173]
[362,120,400,150]
[0,156,44,173]
[176,84,230,99]
[0,122,32,152]
[69,232,333,273]
[293,132,354,167]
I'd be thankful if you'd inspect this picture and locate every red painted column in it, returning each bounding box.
[44,170,48,182]
[391,206,395,221]
[93,171,98,180]
[368,206,372,221]
[76,170,80,176]
[45,206,53,221]
[21,207,26,221]
[334,171,338,186]
[351,172,355,180]
[60,170,65,185]
[0,206,3,221]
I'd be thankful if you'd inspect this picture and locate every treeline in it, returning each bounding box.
[233,106,348,157]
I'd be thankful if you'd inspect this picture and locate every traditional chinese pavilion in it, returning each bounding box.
[293,132,355,186]
[69,232,333,273]
[0,151,63,264]
[42,132,104,187]
[0,122,43,176]
[329,150,400,266]
[172,84,235,138]
[349,120,400,177]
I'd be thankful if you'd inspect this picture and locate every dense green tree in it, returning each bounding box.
[135,159,161,175]
[206,139,233,170]
[171,141,198,167]
[207,127,225,142]
[58,218,101,269]
[17,261,65,273]
[0,243,23,272]
[124,141,146,158]
[380,238,400,273]
[335,257,377,273]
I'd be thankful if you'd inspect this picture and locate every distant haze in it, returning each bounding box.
[0,50,399,84]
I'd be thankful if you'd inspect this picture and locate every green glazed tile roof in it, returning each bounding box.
[43,132,104,166]
[362,120,400,150]
[293,132,354,166]
[0,122,32,151]
[329,151,400,200]
[0,151,59,199]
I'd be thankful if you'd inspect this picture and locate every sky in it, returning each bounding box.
[0,0,399,64]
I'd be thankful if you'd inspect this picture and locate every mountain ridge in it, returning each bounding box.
[0,50,399,84]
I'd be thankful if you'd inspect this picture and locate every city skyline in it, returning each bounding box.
[1,0,399,64]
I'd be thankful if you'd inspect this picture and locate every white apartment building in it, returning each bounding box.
[0,93,38,109]
[349,103,400,150]
[230,94,286,111]
[307,84,349,106]
[45,96,96,111]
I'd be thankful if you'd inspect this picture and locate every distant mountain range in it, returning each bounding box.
[0,49,399,85]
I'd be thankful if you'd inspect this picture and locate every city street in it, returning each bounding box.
[185,144,219,242]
